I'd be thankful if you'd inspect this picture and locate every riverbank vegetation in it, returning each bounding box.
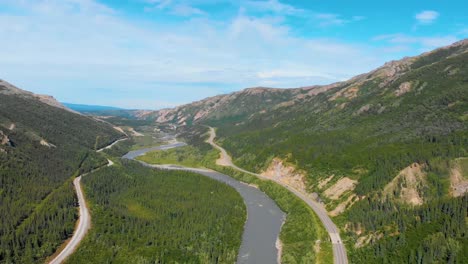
[202,48,468,263]
[141,126,333,264]
[67,161,246,264]
[137,145,218,168]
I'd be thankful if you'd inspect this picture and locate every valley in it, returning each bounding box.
[204,127,347,264]
[126,142,286,263]
[0,38,466,264]
[129,40,468,263]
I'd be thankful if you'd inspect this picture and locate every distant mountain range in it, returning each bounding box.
[63,103,125,112]
[62,102,150,119]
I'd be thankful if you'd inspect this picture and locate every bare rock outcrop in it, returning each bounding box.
[324,177,357,200]
[0,130,13,147]
[383,163,426,206]
[395,82,412,96]
[450,158,468,197]
[260,158,307,193]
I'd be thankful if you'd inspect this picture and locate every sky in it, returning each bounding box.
[0,0,467,109]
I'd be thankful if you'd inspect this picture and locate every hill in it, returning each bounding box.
[0,80,123,263]
[62,103,145,118]
[151,39,468,263]
[63,103,123,112]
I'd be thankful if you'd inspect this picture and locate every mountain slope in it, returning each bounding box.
[0,80,123,263]
[153,39,468,263]
[148,39,467,129]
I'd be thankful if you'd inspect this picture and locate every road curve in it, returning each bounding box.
[206,127,348,264]
[123,144,286,264]
[49,141,123,264]
[49,176,90,264]
[97,137,128,152]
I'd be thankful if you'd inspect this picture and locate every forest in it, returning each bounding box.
[344,194,467,263]
[146,127,334,263]
[0,93,121,263]
[196,42,468,263]
[66,161,246,264]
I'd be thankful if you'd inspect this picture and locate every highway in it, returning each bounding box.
[49,142,122,264]
[206,127,348,264]
[96,137,128,152]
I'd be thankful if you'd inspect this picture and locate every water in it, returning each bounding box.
[123,143,285,264]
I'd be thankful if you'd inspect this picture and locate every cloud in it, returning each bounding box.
[373,33,458,50]
[229,14,289,40]
[459,28,468,35]
[415,10,439,24]
[244,0,304,15]
[0,0,385,109]
[144,0,204,16]
[170,4,205,16]
[314,13,366,27]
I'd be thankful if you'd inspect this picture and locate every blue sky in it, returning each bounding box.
[0,0,467,109]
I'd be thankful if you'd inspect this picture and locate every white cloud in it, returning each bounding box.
[380,45,411,53]
[244,0,304,15]
[144,0,204,16]
[314,13,366,27]
[415,10,439,24]
[373,33,458,50]
[459,28,468,35]
[0,0,385,108]
[315,13,346,26]
[170,4,205,16]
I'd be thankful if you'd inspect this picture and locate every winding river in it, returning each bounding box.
[123,143,286,264]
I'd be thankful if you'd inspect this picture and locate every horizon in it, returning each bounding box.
[1,0,467,109]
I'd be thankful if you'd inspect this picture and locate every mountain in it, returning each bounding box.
[153,39,468,263]
[63,102,155,119]
[0,80,124,263]
[146,39,468,128]
[63,103,124,112]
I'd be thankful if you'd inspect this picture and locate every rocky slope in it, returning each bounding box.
[0,79,78,113]
[146,39,468,127]
[165,39,468,263]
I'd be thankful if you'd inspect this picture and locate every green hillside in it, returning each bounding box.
[159,40,468,263]
[0,81,122,263]
[66,161,246,264]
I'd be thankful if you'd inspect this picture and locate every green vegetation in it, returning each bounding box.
[143,127,333,264]
[343,195,467,263]
[130,134,164,150]
[137,145,217,168]
[102,138,135,157]
[214,166,333,264]
[67,161,246,264]
[0,91,121,263]
[165,45,468,263]
[200,47,468,263]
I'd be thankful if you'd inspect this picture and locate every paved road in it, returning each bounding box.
[49,144,122,264]
[206,127,348,264]
[124,144,286,264]
[49,176,90,264]
[96,137,128,152]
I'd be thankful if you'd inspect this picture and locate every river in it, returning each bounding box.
[123,143,286,264]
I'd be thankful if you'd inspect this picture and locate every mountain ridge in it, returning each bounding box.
[168,39,468,263]
[142,39,468,125]
[0,80,123,263]
[0,79,79,114]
